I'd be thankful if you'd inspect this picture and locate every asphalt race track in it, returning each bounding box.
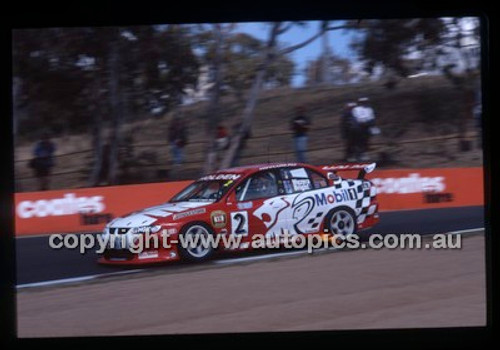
[17,229,486,337]
[16,206,485,286]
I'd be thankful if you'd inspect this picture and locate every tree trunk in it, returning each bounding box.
[219,23,281,169]
[458,83,474,151]
[107,36,123,185]
[13,77,21,138]
[202,24,224,175]
[321,25,331,85]
[219,21,334,169]
[89,103,103,185]
[90,123,103,186]
[88,68,105,186]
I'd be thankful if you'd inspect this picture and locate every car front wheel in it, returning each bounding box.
[177,222,215,262]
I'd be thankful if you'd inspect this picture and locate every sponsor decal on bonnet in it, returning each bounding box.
[173,208,207,220]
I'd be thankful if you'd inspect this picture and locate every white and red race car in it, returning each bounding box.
[99,162,379,264]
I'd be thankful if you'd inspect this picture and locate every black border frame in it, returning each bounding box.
[2,1,495,348]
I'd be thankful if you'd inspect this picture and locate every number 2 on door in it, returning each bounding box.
[231,211,249,236]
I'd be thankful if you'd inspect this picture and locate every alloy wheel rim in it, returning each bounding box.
[184,225,211,258]
[330,210,355,237]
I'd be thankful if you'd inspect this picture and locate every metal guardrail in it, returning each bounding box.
[15,131,478,183]
[15,129,475,163]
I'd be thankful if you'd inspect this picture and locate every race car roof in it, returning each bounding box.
[215,162,315,176]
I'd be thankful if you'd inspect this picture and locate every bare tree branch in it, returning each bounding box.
[326,24,352,31]
[219,22,281,169]
[440,41,479,50]
[219,20,359,168]
[277,22,294,35]
[278,23,350,55]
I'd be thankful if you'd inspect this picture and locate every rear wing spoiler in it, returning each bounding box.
[321,163,376,180]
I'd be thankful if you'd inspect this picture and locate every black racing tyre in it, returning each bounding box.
[177,222,215,262]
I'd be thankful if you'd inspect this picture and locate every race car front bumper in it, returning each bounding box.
[97,246,180,265]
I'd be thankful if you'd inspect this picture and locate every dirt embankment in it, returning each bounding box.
[17,234,486,337]
[15,76,483,191]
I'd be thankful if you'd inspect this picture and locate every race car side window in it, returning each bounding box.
[236,171,279,201]
[280,167,313,194]
[307,169,328,189]
[235,180,250,201]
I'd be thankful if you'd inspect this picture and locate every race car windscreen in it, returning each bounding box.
[169,179,236,202]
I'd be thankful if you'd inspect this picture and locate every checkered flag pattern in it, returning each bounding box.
[306,212,324,229]
[338,179,377,224]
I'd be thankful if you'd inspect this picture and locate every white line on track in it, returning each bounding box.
[15,232,98,239]
[15,251,321,289]
[16,269,145,289]
[448,227,484,235]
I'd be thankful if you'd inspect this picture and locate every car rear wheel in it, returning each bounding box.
[177,223,215,262]
[325,207,357,238]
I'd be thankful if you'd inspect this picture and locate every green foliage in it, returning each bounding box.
[193,30,295,102]
[12,26,200,137]
[351,19,446,77]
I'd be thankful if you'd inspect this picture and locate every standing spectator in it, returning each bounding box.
[340,102,359,162]
[215,124,230,163]
[215,125,230,152]
[231,122,251,167]
[352,97,378,161]
[168,115,188,166]
[473,88,482,148]
[97,143,111,185]
[119,133,135,183]
[290,106,311,163]
[29,132,56,190]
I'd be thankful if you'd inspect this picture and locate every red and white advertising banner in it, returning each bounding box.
[14,168,484,236]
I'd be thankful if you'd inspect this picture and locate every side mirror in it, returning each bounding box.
[327,172,341,185]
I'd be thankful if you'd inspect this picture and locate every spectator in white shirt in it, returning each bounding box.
[351,97,379,161]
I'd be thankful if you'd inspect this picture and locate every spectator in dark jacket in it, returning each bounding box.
[290,106,311,163]
[231,122,251,167]
[214,124,230,163]
[341,102,359,162]
[30,132,56,190]
[168,115,188,166]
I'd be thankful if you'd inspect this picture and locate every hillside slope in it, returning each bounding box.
[15,75,483,192]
